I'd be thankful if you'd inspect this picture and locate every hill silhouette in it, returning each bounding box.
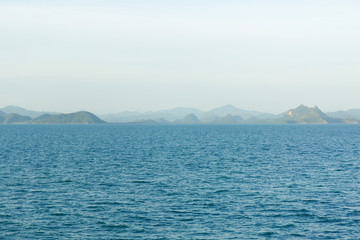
[31,111,106,124]
[176,113,201,124]
[280,105,343,124]
[3,113,32,124]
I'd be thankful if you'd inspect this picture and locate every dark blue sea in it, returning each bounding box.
[1,124,360,239]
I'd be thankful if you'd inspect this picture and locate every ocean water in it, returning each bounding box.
[1,124,360,239]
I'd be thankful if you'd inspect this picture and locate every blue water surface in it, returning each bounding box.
[1,124,360,239]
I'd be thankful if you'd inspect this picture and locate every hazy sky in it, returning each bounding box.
[1,0,360,114]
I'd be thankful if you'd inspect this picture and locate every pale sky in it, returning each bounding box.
[1,0,360,114]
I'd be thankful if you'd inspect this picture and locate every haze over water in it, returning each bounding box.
[1,124,360,239]
[1,0,360,113]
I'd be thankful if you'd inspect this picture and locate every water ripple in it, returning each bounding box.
[1,124,360,239]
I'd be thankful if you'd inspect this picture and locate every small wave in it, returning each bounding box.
[302,199,319,203]
[105,224,129,229]
[98,182,117,187]
[169,209,188,214]
[294,212,314,218]
[50,212,66,216]
[266,213,288,218]
[178,218,194,222]
[214,189,230,194]
[283,209,315,218]
[130,215,153,222]
[132,180,151,184]
[289,233,306,237]
[275,223,296,229]
[217,175,232,180]
[259,231,277,237]
[352,219,360,223]
[94,201,123,206]
[59,179,73,183]
[346,210,360,217]
[62,222,75,226]
[316,217,344,223]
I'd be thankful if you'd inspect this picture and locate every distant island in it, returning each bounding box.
[100,104,360,124]
[0,108,105,124]
[1,104,360,124]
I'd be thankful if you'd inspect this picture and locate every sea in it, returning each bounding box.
[1,124,360,239]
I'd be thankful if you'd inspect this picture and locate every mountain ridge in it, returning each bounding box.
[98,104,354,124]
[279,105,343,124]
[31,111,106,124]
[0,106,59,118]
[0,109,106,124]
[100,105,276,123]
[1,105,359,124]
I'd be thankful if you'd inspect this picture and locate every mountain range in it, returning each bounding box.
[1,104,360,124]
[100,104,278,123]
[0,108,105,124]
[0,106,59,118]
[99,104,359,124]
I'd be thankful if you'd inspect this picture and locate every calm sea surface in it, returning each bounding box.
[1,124,360,239]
